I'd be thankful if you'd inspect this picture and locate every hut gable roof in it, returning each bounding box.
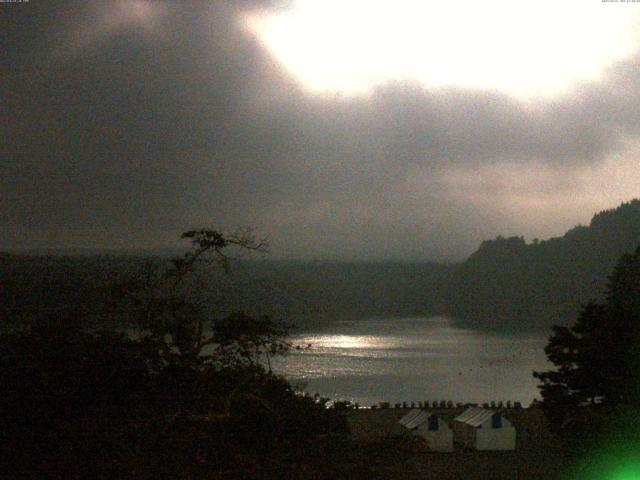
[399,409,430,429]
[399,409,447,430]
[454,407,501,428]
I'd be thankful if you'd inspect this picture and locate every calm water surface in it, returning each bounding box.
[272,316,550,406]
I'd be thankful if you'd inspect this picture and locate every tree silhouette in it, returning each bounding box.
[534,246,640,427]
[0,228,349,478]
[112,228,290,370]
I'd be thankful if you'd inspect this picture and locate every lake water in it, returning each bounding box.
[271,316,551,407]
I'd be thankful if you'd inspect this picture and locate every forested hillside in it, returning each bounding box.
[446,199,640,330]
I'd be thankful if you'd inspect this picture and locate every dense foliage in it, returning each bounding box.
[0,230,349,479]
[533,246,640,429]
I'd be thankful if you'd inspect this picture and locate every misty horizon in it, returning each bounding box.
[2,197,637,263]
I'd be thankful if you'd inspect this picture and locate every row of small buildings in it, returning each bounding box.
[398,407,516,452]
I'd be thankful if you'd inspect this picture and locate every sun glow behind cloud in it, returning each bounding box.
[245,0,640,99]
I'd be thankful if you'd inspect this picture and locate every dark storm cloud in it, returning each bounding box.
[1,1,638,258]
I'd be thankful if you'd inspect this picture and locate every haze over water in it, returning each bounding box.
[273,316,550,406]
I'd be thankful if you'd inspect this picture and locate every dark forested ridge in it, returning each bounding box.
[2,199,640,332]
[446,199,640,330]
[0,254,452,329]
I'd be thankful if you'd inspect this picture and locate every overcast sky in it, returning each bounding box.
[2,0,640,260]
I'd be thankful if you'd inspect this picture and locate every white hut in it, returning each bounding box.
[398,409,454,452]
[453,407,516,451]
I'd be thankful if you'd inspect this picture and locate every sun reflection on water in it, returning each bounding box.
[272,317,550,405]
[298,334,392,350]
